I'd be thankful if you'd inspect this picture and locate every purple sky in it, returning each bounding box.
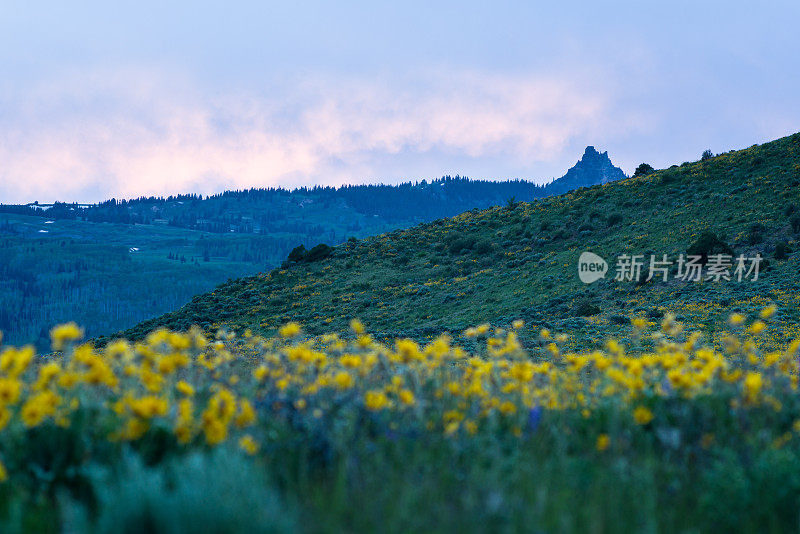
[1,1,799,203]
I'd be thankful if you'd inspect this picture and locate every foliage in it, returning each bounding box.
[2,309,800,531]
[633,163,655,177]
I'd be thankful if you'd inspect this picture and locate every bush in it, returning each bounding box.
[287,245,307,263]
[449,237,475,255]
[573,300,601,317]
[304,243,333,262]
[791,214,800,233]
[687,231,734,263]
[606,213,623,227]
[633,163,655,177]
[701,149,714,161]
[473,240,493,255]
[774,242,791,260]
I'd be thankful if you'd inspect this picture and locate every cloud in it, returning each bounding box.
[0,67,628,203]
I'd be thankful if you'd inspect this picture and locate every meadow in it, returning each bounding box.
[2,309,800,532]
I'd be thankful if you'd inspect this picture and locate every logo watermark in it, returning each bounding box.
[578,251,608,284]
[578,252,762,284]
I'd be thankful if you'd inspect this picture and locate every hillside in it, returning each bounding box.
[115,133,800,349]
[2,148,624,348]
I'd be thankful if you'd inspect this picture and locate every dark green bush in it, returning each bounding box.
[687,232,734,263]
[304,243,333,262]
[287,245,307,263]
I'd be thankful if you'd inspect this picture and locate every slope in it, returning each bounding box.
[114,133,800,349]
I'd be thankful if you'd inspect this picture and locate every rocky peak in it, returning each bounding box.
[545,146,626,194]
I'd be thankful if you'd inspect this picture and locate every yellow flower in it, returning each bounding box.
[129,396,168,419]
[21,391,60,427]
[760,305,777,319]
[235,399,256,428]
[633,406,654,425]
[203,418,228,445]
[499,401,517,415]
[50,322,84,350]
[596,434,610,451]
[239,434,259,455]
[631,317,648,329]
[333,371,354,390]
[364,390,389,411]
[350,319,365,335]
[279,322,301,338]
[0,378,22,405]
[728,313,745,326]
[176,380,195,396]
[398,389,415,405]
[744,371,763,401]
[512,319,525,329]
[748,320,766,334]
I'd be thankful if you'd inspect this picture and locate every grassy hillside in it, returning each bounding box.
[117,132,800,349]
[2,155,624,349]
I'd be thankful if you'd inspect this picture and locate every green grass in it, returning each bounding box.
[118,132,800,350]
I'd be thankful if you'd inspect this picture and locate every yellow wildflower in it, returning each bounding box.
[50,322,83,350]
[633,406,654,425]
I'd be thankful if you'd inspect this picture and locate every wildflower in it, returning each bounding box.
[540,329,551,340]
[0,378,22,405]
[512,319,525,329]
[499,401,517,415]
[728,313,746,326]
[364,390,389,411]
[633,406,654,425]
[239,434,259,455]
[235,399,256,428]
[50,322,83,350]
[21,391,60,427]
[333,371,354,390]
[596,434,610,451]
[398,389,415,405]
[350,319,365,334]
[279,322,301,338]
[631,317,648,329]
[129,396,168,419]
[744,371,763,401]
[176,380,195,396]
[748,320,766,334]
[760,305,777,319]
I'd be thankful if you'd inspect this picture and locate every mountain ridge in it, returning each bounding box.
[110,132,800,349]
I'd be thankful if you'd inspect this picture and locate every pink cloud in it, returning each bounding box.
[0,68,631,203]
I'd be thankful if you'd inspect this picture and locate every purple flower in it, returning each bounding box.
[527,406,543,432]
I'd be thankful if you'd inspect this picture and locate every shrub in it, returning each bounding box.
[701,149,714,161]
[573,300,601,317]
[687,231,734,263]
[791,214,800,233]
[473,240,493,255]
[287,245,307,263]
[774,242,791,260]
[449,237,475,255]
[304,243,333,262]
[633,163,655,177]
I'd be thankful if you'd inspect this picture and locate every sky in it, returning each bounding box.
[1,1,799,203]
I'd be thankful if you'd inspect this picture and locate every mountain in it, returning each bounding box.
[544,146,626,195]
[2,149,626,347]
[112,133,800,351]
